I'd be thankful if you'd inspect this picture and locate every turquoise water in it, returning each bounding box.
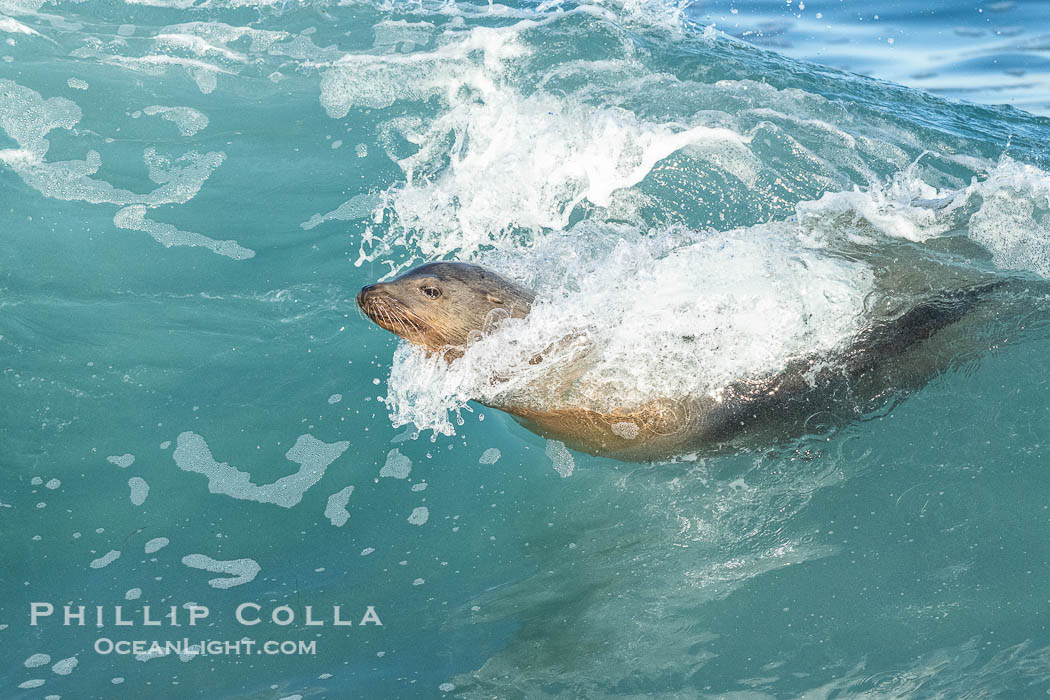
[699,0,1050,117]
[3,0,1050,698]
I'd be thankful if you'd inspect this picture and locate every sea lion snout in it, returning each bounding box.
[357,283,379,309]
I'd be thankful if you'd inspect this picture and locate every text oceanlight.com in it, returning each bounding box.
[94,638,319,658]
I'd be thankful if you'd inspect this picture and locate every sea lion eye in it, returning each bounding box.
[421,286,441,299]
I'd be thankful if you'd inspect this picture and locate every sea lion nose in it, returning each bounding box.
[357,284,377,308]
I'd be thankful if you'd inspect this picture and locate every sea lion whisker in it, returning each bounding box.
[378,305,395,332]
[383,300,425,334]
[381,303,408,334]
[394,306,425,331]
[384,308,403,334]
[390,309,412,336]
[391,307,419,336]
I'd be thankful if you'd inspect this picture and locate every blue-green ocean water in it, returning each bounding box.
[3,0,1050,698]
[701,0,1050,117]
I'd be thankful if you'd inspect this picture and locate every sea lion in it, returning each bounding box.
[358,261,1000,461]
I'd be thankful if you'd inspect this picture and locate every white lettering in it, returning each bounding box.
[235,602,260,626]
[30,602,53,625]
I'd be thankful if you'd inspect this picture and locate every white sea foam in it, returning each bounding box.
[181,553,260,589]
[322,17,930,280]
[301,193,381,230]
[144,537,169,553]
[142,105,209,136]
[795,155,1050,279]
[24,653,50,668]
[373,19,435,51]
[102,54,226,94]
[319,23,530,116]
[90,550,121,569]
[324,485,354,527]
[107,453,135,468]
[383,90,749,264]
[379,448,412,479]
[0,80,224,205]
[76,19,327,93]
[156,22,290,58]
[114,206,255,260]
[128,477,149,506]
[320,22,753,270]
[962,158,1050,279]
[546,440,575,478]
[173,431,350,507]
[51,656,77,676]
[0,13,39,35]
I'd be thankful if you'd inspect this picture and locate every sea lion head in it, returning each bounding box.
[358,262,536,355]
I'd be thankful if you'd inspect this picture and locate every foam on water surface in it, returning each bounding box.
[51,656,77,676]
[546,440,574,478]
[106,454,134,468]
[324,485,353,527]
[24,653,50,668]
[127,476,149,506]
[0,80,224,206]
[141,105,208,136]
[114,205,255,259]
[88,550,120,569]
[143,537,169,553]
[301,193,380,231]
[173,432,350,507]
[379,448,412,479]
[180,553,260,589]
[0,14,39,35]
